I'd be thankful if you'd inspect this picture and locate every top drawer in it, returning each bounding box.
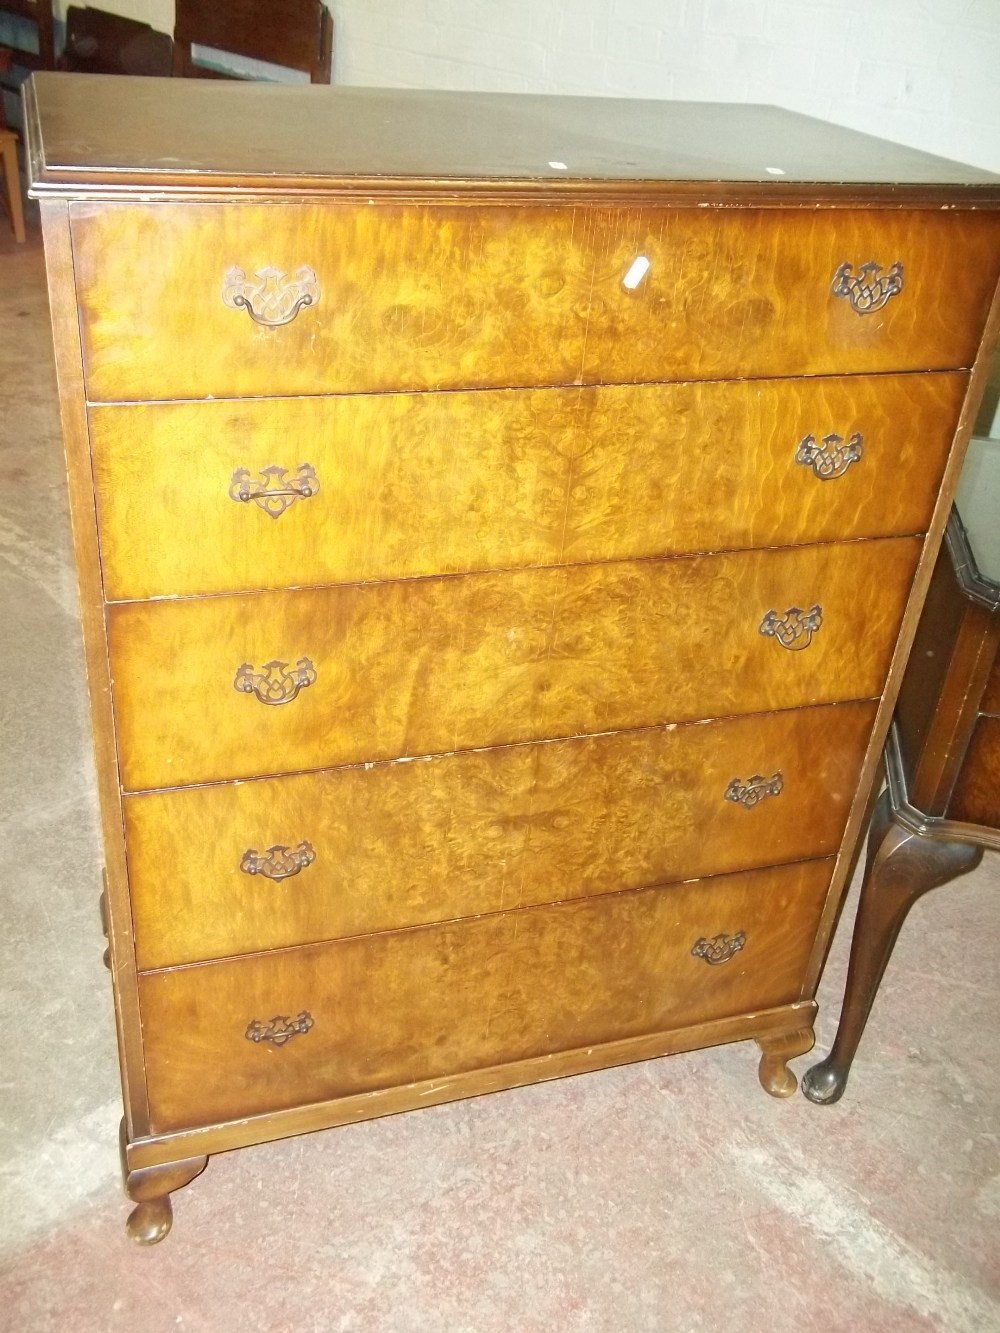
[69,202,1000,402]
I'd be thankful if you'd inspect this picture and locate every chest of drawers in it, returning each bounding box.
[27,73,1000,1243]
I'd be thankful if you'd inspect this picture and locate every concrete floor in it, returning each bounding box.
[1,209,999,1333]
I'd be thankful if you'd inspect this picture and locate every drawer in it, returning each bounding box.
[91,372,965,601]
[107,536,920,790]
[126,699,877,968]
[948,716,1000,828]
[70,202,1000,401]
[139,857,832,1132]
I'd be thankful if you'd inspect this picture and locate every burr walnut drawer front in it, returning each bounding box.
[125,700,876,969]
[138,857,832,1133]
[90,373,965,601]
[107,537,920,791]
[69,201,1000,402]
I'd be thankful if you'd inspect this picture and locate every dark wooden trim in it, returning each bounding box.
[887,722,1000,851]
[28,173,1000,208]
[945,508,1000,610]
[22,77,1000,208]
[909,596,997,813]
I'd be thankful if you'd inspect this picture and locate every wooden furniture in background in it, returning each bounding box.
[0,49,24,241]
[172,0,332,83]
[0,124,24,240]
[803,437,1000,1104]
[59,6,173,78]
[0,0,53,71]
[25,74,1000,1243]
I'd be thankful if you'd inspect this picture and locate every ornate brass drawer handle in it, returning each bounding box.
[795,432,864,480]
[724,772,784,808]
[234,658,317,705]
[229,464,319,519]
[831,260,904,315]
[222,265,320,327]
[245,1012,314,1047]
[691,932,747,966]
[759,604,823,652]
[240,841,316,881]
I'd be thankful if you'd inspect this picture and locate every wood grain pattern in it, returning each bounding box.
[896,529,1000,814]
[37,201,151,1135]
[29,77,1000,196]
[107,537,920,791]
[126,700,877,968]
[948,715,1000,826]
[70,202,1000,402]
[172,0,333,83]
[578,209,1000,387]
[126,1001,818,1169]
[139,858,833,1133]
[894,542,971,802]
[90,373,966,601]
[32,75,1000,1239]
[981,651,1000,715]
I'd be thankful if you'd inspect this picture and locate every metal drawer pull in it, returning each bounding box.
[831,260,904,315]
[222,265,320,327]
[245,1012,314,1047]
[691,932,747,966]
[724,772,784,808]
[240,841,316,881]
[795,432,864,480]
[229,464,319,519]
[759,604,823,652]
[234,657,317,705]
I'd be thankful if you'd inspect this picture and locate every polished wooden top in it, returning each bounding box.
[25,73,1000,201]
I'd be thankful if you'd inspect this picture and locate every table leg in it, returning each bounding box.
[802,788,983,1105]
[0,131,25,243]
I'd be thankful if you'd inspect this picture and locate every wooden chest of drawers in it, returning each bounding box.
[27,74,1000,1243]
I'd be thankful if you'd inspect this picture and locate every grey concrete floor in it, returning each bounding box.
[1,209,999,1333]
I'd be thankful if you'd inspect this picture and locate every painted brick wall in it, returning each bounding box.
[329,0,1000,173]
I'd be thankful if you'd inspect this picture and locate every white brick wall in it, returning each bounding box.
[36,1,998,172]
[328,0,1000,173]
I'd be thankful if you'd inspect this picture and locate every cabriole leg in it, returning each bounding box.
[756,1025,816,1098]
[120,1120,208,1245]
[802,791,983,1106]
